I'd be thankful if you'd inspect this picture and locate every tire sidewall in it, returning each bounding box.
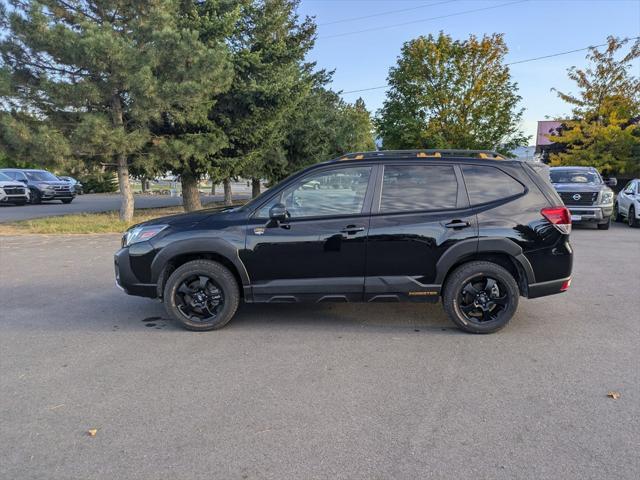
[164,261,239,331]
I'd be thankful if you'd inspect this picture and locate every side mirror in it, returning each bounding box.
[605,177,617,187]
[269,203,288,223]
[20,179,28,184]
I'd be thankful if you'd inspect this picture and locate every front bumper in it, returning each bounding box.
[1,194,29,204]
[114,247,157,298]
[566,205,613,223]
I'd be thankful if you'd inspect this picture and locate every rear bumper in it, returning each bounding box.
[566,205,612,223]
[527,277,571,299]
[114,248,157,298]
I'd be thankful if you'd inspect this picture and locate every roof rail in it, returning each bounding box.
[338,149,506,161]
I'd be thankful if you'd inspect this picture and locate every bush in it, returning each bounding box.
[80,172,118,193]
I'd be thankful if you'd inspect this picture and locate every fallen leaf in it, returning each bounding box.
[607,391,621,400]
[87,429,98,437]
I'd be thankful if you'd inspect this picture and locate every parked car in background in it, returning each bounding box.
[57,175,84,195]
[0,168,76,204]
[115,149,573,334]
[614,178,640,227]
[0,171,30,205]
[549,166,616,230]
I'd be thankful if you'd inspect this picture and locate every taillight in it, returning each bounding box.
[541,206,572,234]
[560,278,571,291]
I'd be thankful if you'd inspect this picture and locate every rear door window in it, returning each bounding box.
[461,165,525,206]
[380,165,458,213]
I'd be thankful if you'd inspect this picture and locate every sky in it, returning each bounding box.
[298,0,640,145]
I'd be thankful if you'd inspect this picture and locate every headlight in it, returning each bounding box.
[122,224,168,247]
[600,191,614,204]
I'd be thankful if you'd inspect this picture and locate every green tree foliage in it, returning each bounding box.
[210,0,317,200]
[0,0,229,220]
[548,37,640,176]
[271,89,375,182]
[375,32,528,155]
[146,0,238,211]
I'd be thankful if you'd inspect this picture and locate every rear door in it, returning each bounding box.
[364,163,475,301]
[618,181,636,215]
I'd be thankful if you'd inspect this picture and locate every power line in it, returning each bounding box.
[318,0,527,40]
[340,36,640,95]
[318,0,458,26]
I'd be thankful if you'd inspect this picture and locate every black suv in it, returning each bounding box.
[0,168,76,204]
[115,150,573,334]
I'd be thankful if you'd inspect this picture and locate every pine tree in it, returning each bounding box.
[210,0,317,200]
[0,1,231,219]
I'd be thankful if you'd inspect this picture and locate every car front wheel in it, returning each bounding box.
[597,218,611,230]
[164,259,240,331]
[629,206,639,228]
[443,261,519,334]
[612,203,622,222]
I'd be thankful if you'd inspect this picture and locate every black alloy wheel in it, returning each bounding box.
[164,259,240,331]
[175,274,224,323]
[443,261,519,334]
[457,275,510,324]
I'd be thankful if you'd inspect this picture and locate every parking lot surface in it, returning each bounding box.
[0,190,250,223]
[1,223,638,479]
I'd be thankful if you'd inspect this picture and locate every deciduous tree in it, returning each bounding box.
[375,32,528,155]
[548,36,640,176]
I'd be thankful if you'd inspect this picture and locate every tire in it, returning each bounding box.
[612,203,622,222]
[443,261,519,334]
[164,259,240,331]
[597,218,610,230]
[30,189,41,204]
[629,206,639,228]
[61,198,73,204]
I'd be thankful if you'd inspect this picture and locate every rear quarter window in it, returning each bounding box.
[462,165,525,206]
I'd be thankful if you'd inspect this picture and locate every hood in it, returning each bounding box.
[552,182,607,193]
[140,204,242,227]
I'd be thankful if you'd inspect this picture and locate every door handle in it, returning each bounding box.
[340,225,365,234]
[445,220,470,229]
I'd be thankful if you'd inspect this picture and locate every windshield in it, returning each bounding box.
[0,172,12,182]
[550,170,602,185]
[25,170,60,182]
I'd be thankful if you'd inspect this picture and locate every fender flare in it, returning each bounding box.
[150,237,250,286]
[435,237,535,285]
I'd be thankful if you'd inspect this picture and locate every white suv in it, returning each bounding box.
[614,179,640,227]
[0,171,30,205]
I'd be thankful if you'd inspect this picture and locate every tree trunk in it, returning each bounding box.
[181,172,202,211]
[252,178,261,198]
[140,176,147,194]
[116,153,134,222]
[110,93,134,222]
[210,181,215,195]
[223,178,233,206]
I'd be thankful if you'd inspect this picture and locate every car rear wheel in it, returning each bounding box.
[443,261,519,334]
[164,259,240,331]
[629,206,639,228]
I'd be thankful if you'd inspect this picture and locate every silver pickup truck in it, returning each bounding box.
[550,166,616,230]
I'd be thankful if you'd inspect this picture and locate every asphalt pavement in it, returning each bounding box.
[0,223,638,479]
[0,189,251,223]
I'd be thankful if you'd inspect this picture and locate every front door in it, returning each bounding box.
[365,163,476,301]
[242,165,376,302]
